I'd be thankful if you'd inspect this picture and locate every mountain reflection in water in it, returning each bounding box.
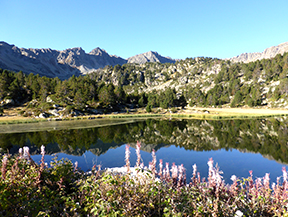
[1,117,288,183]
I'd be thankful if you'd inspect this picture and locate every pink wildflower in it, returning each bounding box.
[231,175,237,183]
[151,149,156,176]
[272,183,276,191]
[19,148,23,157]
[159,159,163,177]
[165,162,170,179]
[23,146,30,160]
[192,164,197,177]
[215,172,222,187]
[263,173,270,187]
[135,141,141,168]
[40,145,46,170]
[148,162,152,171]
[125,144,130,173]
[283,167,287,182]
[178,164,185,187]
[41,145,45,156]
[1,155,8,179]
[152,149,156,167]
[171,162,178,180]
[207,158,213,170]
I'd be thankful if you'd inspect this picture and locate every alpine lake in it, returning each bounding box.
[1,116,288,184]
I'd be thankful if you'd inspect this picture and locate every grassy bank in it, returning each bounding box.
[1,107,288,125]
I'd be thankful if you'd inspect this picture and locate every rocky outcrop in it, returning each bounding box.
[229,42,288,63]
[0,42,176,79]
[127,51,175,64]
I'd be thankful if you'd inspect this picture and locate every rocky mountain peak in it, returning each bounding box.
[89,47,108,56]
[127,51,175,64]
[229,42,288,63]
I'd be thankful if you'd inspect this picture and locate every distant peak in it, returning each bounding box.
[0,41,14,47]
[89,47,108,56]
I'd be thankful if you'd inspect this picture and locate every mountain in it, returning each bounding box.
[0,41,176,79]
[127,51,175,64]
[229,42,288,63]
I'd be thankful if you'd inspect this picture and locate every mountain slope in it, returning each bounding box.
[0,42,127,79]
[229,42,288,63]
[0,42,176,79]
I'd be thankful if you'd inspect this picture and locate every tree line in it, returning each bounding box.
[0,51,288,114]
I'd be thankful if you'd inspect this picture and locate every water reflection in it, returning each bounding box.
[1,117,288,183]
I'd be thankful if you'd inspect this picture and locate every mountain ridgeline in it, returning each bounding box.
[0,42,175,80]
[0,42,288,118]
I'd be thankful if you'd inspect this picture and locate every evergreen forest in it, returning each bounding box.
[0,52,288,117]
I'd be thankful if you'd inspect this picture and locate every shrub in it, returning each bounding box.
[146,104,152,113]
[1,144,288,216]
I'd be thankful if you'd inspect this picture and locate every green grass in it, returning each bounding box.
[1,111,288,126]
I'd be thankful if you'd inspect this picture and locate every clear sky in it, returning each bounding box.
[1,0,288,59]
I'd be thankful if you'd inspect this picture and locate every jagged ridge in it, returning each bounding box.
[228,42,288,63]
[0,42,176,79]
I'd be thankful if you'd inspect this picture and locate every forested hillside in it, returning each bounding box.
[0,52,288,118]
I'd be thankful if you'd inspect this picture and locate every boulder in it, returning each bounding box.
[46,96,53,103]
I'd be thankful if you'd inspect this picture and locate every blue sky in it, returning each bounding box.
[1,0,288,59]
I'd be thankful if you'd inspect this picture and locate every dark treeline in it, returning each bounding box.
[0,68,186,116]
[1,118,288,164]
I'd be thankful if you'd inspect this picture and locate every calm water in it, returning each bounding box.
[1,117,288,184]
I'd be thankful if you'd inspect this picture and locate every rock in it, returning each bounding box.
[48,109,60,116]
[39,113,49,118]
[228,42,288,63]
[3,99,14,105]
[46,96,54,103]
[179,76,188,84]
[127,51,175,64]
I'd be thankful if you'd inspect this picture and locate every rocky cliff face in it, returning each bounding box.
[229,42,288,63]
[0,42,176,79]
[0,42,127,80]
[127,51,175,64]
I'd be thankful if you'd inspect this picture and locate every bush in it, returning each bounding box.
[146,104,152,113]
[1,144,288,216]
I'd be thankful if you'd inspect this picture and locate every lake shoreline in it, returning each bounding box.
[1,106,288,125]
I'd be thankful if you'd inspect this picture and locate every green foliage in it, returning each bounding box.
[2,51,288,112]
[146,104,152,113]
[231,91,242,107]
[1,147,287,216]
[0,154,83,216]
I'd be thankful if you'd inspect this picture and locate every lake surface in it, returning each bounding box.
[1,117,288,184]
